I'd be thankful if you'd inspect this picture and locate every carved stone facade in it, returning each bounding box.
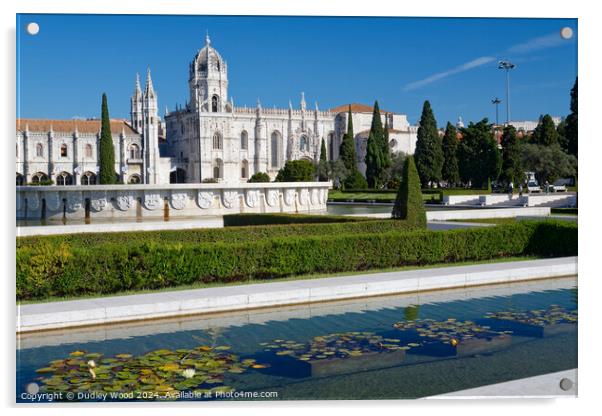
[16,34,418,187]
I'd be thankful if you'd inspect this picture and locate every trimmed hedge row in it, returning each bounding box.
[17,218,420,249]
[222,213,367,227]
[16,221,577,301]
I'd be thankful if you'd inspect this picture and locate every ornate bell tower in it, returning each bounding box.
[188,33,229,112]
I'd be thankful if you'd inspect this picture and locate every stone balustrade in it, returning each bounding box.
[16,182,332,221]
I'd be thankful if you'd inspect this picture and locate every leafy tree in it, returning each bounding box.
[326,160,349,190]
[392,155,426,228]
[339,105,357,172]
[275,160,315,182]
[414,100,443,187]
[98,93,116,184]
[556,118,569,152]
[441,122,460,187]
[382,116,392,169]
[500,125,524,186]
[457,118,502,188]
[521,143,577,184]
[532,114,560,146]
[565,77,578,156]
[382,151,407,189]
[248,172,270,183]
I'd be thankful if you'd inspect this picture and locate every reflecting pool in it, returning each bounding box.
[17,277,577,401]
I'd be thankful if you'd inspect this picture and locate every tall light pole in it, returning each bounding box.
[491,97,502,126]
[498,60,515,126]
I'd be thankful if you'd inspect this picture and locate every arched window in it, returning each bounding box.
[16,173,24,186]
[299,135,309,152]
[271,131,281,168]
[60,144,68,157]
[212,132,222,150]
[240,131,248,150]
[241,160,249,179]
[211,95,219,113]
[213,159,223,179]
[129,143,141,159]
[36,143,43,157]
[128,174,141,184]
[85,144,93,158]
[31,172,49,184]
[389,139,398,149]
[81,171,97,185]
[56,171,73,186]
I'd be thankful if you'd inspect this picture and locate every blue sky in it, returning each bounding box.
[16,14,577,127]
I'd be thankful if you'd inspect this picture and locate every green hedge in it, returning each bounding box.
[16,221,577,301]
[222,213,368,227]
[17,218,419,249]
[551,208,578,215]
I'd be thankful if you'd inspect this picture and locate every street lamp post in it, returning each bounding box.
[498,60,515,126]
[491,97,502,126]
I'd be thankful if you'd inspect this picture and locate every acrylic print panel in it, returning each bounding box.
[16,13,578,403]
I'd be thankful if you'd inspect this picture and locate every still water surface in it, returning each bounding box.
[17,277,577,401]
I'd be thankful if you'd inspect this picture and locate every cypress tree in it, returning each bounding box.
[320,138,327,162]
[392,155,426,228]
[565,77,578,156]
[98,93,116,184]
[318,138,328,181]
[383,117,391,168]
[532,114,560,146]
[500,125,524,186]
[364,130,383,188]
[441,122,460,187]
[339,105,357,171]
[414,100,443,187]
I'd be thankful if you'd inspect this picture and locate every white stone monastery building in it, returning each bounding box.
[16,35,418,186]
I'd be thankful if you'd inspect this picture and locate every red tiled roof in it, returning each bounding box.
[16,119,138,135]
[329,103,394,114]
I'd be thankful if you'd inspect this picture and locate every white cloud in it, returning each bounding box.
[403,56,495,91]
[506,32,566,54]
[403,31,572,91]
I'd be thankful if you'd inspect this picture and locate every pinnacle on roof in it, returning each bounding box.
[144,68,155,98]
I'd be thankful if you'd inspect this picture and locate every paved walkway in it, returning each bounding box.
[17,256,577,333]
[429,369,577,398]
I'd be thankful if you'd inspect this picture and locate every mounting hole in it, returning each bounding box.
[559,377,573,391]
[560,27,573,40]
[26,22,40,35]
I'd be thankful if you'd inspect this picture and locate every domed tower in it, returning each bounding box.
[188,33,228,113]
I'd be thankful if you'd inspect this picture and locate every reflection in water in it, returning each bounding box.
[17,281,577,401]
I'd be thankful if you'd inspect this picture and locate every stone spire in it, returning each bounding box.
[300,92,306,111]
[205,30,211,46]
[144,68,155,98]
[134,73,142,97]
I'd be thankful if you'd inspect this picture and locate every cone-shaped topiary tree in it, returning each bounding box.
[392,155,426,228]
[441,122,460,187]
[98,93,116,184]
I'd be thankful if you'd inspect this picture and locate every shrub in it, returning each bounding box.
[17,218,420,249]
[247,172,271,183]
[343,170,368,190]
[202,178,219,183]
[223,213,367,227]
[16,221,577,301]
[392,156,426,228]
[275,160,315,182]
